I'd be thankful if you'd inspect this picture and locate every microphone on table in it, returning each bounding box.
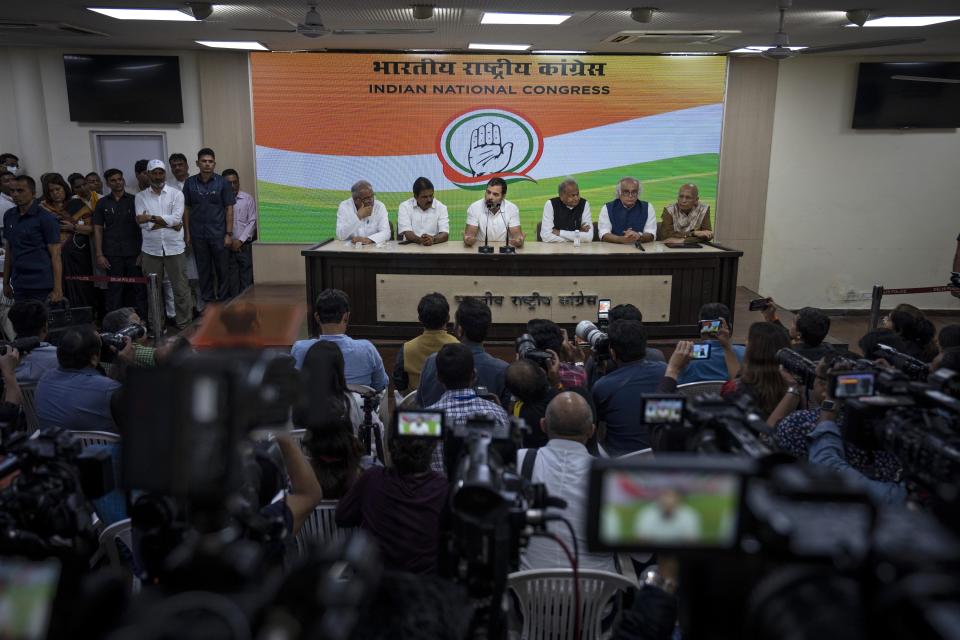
[499,221,516,254]
[634,238,646,252]
[478,206,494,254]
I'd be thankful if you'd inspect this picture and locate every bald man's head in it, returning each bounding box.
[543,392,594,441]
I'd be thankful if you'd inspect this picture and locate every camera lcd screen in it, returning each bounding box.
[598,299,611,319]
[692,343,711,360]
[832,372,876,398]
[598,468,741,550]
[397,411,443,438]
[642,396,685,424]
[0,559,60,639]
[699,319,721,334]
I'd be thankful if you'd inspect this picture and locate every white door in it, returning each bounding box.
[92,132,167,193]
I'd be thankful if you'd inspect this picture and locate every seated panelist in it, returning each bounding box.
[659,183,714,242]
[397,177,449,246]
[540,178,593,243]
[463,177,523,248]
[335,180,391,245]
[597,177,657,245]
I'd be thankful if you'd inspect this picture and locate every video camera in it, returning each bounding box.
[641,392,772,458]
[0,428,112,559]
[587,453,960,640]
[440,414,567,639]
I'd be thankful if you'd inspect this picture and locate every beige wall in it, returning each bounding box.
[759,56,960,310]
[0,47,204,178]
[197,52,256,202]
[715,57,779,291]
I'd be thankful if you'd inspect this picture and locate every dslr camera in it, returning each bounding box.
[515,333,553,369]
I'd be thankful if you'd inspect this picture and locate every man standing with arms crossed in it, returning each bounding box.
[183,148,235,305]
[135,160,191,332]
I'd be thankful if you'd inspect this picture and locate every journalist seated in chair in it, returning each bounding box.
[34,326,134,431]
[517,392,616,573]
[7,299,58,385]
[102,307,155,370]
[393,292,458,394]
[592,319,666,455]
[677,302,745,385]
[335,422,449,575]
[291,288,389,393]
[416,297,509,407]
[585,303,665,389]
[755,299,834,362]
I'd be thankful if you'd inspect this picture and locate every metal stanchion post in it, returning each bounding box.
[146,273,163,346]
[869,284,884,331]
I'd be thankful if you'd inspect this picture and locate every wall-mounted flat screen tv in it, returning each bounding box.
[63,54,184,123]
[853,62,960,129]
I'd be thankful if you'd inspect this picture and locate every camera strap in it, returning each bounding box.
[520,448,538,482]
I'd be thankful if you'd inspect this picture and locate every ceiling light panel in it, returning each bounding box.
[481,12,571,26]
[858,16,960,27]
[87,8,197,21]
[196,40,268,50]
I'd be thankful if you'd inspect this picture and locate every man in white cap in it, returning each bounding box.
[134,160,191,332]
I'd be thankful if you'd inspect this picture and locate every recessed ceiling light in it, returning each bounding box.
[730,45,807,53]
[849,16,960,27]
[532,50,587,54]
[88,8,197,21]
[481,12,571,26]
[663,52,719,56]
[468,43,531,51]
[196,40,268,51]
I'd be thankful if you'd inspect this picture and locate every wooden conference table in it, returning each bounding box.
[302,239,742,341]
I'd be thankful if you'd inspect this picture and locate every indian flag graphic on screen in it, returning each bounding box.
[251,53,727,243]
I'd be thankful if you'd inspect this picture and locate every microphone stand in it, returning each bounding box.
[478,206,494,254]
[499,205,516,254]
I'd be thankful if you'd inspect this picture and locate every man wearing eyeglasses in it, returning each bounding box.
[597,177,657,245]
[335,180,391,245]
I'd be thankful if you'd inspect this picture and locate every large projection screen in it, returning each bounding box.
[251,53,726,243]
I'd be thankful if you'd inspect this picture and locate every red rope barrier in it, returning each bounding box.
[63,275,149,284]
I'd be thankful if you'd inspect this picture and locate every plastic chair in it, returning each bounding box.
[293,501,355,558]
[617,448,653,461]
[97,518,141,593]
[397,390,418,409]
[676,380,727,398]
[71,430,121,449]
[508,568,636,640]
[19,383,40,433]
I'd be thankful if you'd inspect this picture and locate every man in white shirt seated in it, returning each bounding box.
[517,392,616,572]
[335,180,391,245]
[397,177,449,246]
[463,177,524,249]
[540,178,593,243]
[597,177,657,245]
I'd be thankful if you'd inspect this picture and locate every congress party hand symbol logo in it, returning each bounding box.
[437,108,544,189]
[468,123,514,177]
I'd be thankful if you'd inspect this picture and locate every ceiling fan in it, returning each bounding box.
[234,4,437,39]
[755,0,925,61]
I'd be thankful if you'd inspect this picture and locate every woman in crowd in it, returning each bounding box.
[772,351,902,482]
[718,320,791,418]
[39,174,95,308]
[68,172,99,212]
[882,304,937,363]
[301,413,363,500]
[295,340,363,432]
